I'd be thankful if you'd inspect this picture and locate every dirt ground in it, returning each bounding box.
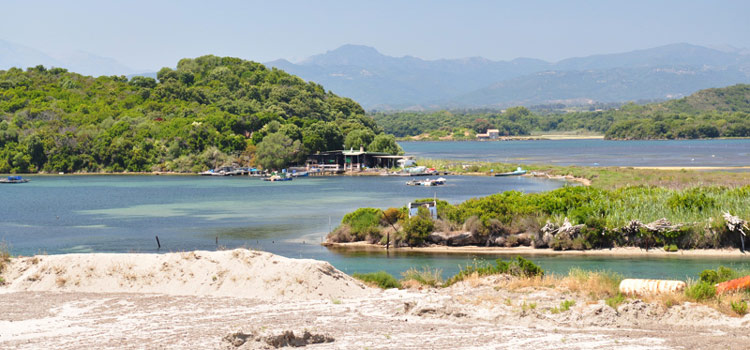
[2,276,749,350]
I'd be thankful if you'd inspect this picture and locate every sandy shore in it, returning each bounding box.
[2,249,749,349]
[325,242,749,258]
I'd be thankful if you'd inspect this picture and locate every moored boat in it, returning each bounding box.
[262,174,293,182]
[406,177,446,186]
[494,167,527,177]
[0,175,30,184]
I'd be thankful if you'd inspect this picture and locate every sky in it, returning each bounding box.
[1,0,748,71]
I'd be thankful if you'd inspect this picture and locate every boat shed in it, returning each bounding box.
[408,200,438,219]
[306,149,413,171]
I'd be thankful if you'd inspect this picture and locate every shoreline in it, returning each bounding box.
[324,242,750,259]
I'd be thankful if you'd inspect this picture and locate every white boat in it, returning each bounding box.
[406,177,446,186]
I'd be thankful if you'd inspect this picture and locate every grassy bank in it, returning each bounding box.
[327,184,750,251]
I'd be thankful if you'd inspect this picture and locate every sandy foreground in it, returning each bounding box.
[1,249,749,350]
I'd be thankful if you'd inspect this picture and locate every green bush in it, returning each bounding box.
[341,207,383,240]
[664,244,678,252]
[445,256,543,286]
[352,271,401,289]
[685,281,716,301]
[731,300,748,315]
[606,294,626,309]
[699,266,737,284]
[401,214,434,246]
[667,188,716,212]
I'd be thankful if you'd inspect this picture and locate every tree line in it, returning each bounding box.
[371,84,750,140]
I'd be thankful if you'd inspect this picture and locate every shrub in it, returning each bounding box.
[731,300,748,315]
[606,294,626,309]
[511,256,544,277]
[664,244,678,252]
[352,271,401,289]
[381,207,403,227]
[699,266,737,284]
[551,300,576,313]
[341,208,383,241]
[667,187,716,212]
[402,215,434,246]
[445,256,544,286]
[685,281,716,301]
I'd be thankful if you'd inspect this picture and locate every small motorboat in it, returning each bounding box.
[291,171,308,177]
[262,174,293,182]
[406,177,446,186]
[494,167,527,177]
[0,175,30,184]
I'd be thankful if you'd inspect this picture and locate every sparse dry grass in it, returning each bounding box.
[55,276,67,287]
[560,268,623,300]
[400,267,443,287]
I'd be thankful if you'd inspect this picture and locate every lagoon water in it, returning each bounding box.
[3,174,749,280]
[400,139,750,167]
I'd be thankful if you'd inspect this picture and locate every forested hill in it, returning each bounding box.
[373,84,750,140]
[0,55,400,173]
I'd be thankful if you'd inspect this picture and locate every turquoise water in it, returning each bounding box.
[400,139,750,167]
[2,174,749,280]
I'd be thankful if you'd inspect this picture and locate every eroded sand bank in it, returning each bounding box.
[1,250,748,349]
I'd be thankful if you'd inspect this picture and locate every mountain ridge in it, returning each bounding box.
[266,43,750,110]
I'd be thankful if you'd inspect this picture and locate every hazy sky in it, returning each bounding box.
[2,0,748,70]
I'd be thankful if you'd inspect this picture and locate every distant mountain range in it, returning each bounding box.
[266,43,750,110]
[0,39,136,77]
[4,39,750,110]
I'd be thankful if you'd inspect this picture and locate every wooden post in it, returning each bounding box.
[155,236,161,250]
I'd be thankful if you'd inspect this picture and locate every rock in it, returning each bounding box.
[447,232,478,246]
[516,233,533,246]
[223,332,253,347]
[427,232,450,244]
[493,236,506,246]
[222,329,334,349]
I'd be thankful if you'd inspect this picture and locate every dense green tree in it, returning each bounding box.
[368,134,402,154]
[344,129,375,151]
[255,132,303,170]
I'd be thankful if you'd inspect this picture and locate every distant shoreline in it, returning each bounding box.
[324,242,750,259]
[398,134,604,141]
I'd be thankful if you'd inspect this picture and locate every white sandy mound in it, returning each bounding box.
[0,249,373,301]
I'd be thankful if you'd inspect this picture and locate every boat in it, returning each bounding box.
[0,175,30,184]
[494,167,527,177]
[406,177,446,186]
[199,166,245,176]
[262,174,293,182]
[291,171,308,177]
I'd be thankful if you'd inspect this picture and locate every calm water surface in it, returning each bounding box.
[400,139,750,167]
[3,174,749,280]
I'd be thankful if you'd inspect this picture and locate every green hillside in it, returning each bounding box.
[0,56,398,173]
[373,84,750,140]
